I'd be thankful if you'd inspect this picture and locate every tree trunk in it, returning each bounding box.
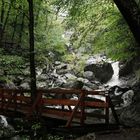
[0,0,5,23]
[27,0,37,102]
[18,13,25,44]
[0,0,13,44]
[113,0,140,45]
[11,14,18,42]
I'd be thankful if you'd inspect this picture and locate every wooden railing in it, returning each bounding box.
[0,88,119,127]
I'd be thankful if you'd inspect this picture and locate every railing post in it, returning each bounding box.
[80,91,85,126]
[36,91,43,118]
[1,89,4,110]
[105,94,109,125]
[26,90,42,119]
[108,96,120,125]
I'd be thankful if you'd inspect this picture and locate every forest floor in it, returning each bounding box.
[95,128,140,140]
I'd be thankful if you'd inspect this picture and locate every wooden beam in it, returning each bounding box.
[65,91,85,127]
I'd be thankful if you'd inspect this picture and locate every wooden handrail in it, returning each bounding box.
[0,88,117,127]
[0,88,107,96]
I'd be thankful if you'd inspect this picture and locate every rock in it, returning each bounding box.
[54,61,61,66]
[132,92,140,103]
[5,82,16,89]
[36,67,43,75]
[62,80,84,89]
[37,74,48,81]
[119,60,133,77]
[83,71,95,80]
[119,56,140,78]
[84,81,98,90]
[75,133,96,140]
[0,115,8,127]
[119,88,140,127]
[86,54,106,65]
[0,115,20,140]
[121,90,134,107]
[55,63,68,74]
[55,76,67,87]
[108,86,132,107]
[20,82,30,89]
[37,82,48,88]
[0,80,6,88]
[13,77,23,87]
[77,77,89,83]
[84,62,113,83]
[120,102,140,127]
[65,73,77,80]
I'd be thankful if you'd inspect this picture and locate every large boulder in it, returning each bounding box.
[84,62,114,83]
[83,71,95,80]
[119,60,133,77]
[0,115,20,140]
[120,102,140,127]
[120,91,140,127]
[119,56,140,77]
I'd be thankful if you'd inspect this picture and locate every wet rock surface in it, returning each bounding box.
[84,62,113,83]
[0,115,19,140]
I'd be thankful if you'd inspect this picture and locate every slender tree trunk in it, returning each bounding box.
[0,0,4,42]
[18,13,25,44]
[11,14,18,42]
[0,0,13,42]
[113,0,140,45]
[1,0,5,23]
[27,0,37,102]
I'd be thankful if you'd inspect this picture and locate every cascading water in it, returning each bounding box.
[106,61,122,86]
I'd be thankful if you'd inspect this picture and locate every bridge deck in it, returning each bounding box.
[0,88,119,127]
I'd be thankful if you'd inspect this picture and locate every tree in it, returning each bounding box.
[27,0,37,101]
[113,0,140,46]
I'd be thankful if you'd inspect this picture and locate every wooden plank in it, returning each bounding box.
[42,98,108,108]
[0,94,31,103]
[0,88,107,96]
[39,88,106,96]
[86,112,106,119]
[0,88,30,93]
[85,101,108,108]
[42,108,82,119]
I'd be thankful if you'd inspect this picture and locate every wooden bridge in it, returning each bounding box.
[0,88,119,128]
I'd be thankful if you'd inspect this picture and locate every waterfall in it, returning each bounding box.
[106,61,121,86]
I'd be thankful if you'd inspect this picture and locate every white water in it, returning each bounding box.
[106,61,121,86]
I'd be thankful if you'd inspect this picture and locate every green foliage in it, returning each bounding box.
[93,9,137,60]
[0,0,67,79]
[0,0,139,82]
[53,0,138,61]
